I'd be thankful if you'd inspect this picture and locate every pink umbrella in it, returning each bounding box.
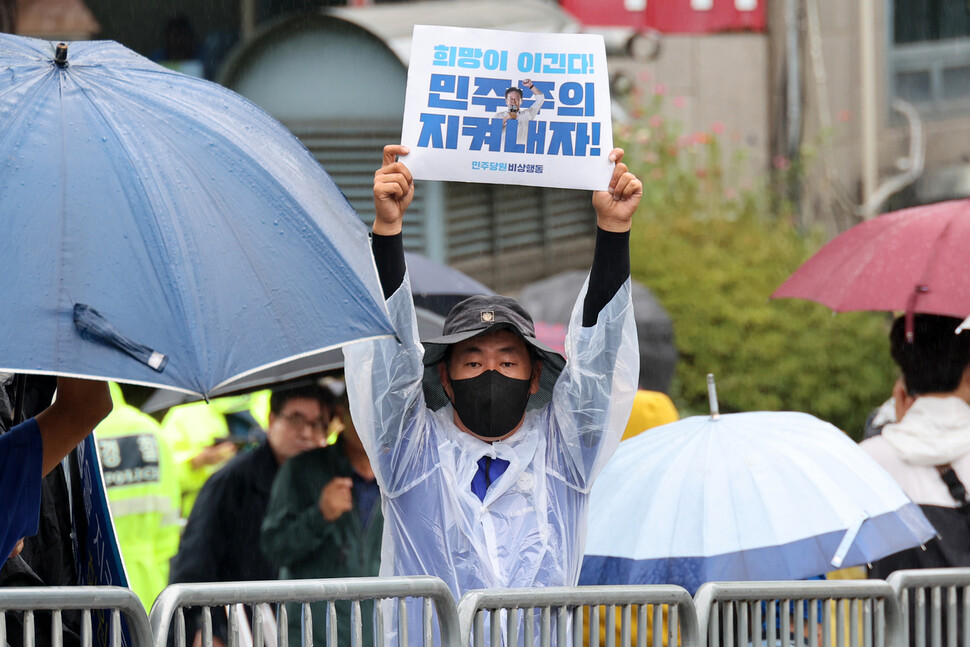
[772,199,970,337]
[532,321,567,357]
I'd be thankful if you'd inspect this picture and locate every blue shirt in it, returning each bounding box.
[0,418,43,559]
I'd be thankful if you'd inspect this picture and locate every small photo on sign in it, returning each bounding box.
[401,25,614,191]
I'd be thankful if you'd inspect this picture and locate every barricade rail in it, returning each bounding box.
[456,584,701,647]
[693,580,903,647]
[887,567,970,647]
[14,571,970,647]
[148,576,460,647]
[0,586,153,647]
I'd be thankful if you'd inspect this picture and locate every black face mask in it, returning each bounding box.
[448,370,532,439]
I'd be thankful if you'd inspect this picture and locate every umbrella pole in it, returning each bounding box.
[12,373,26,426]
[707,373,720,419]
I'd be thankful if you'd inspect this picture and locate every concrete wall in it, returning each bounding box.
[610,33,771,179]
[796,0,970,224]
[608,0,970,230]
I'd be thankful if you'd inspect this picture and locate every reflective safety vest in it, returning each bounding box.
[162,392,269,517]
[95,384,181,611]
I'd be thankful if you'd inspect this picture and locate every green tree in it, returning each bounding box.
[619,93,896,437]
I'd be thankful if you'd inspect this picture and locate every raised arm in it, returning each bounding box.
[35,377,112,475]
[549,150,641,488]
[592,148,641,233]
[343,145,437,496]
[524,79,545,106]
[371,144,413,298]
[373,144,414,237]
[583,148,642,326]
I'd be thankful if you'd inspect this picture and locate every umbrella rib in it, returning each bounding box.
[0,71,52,162]
[915,216,954,288]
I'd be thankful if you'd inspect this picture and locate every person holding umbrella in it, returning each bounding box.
[861,314,970,647]
[1,378,111,560]
[862,314,970,573]
[343,144,641,640]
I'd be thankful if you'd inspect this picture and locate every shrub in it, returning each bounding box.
[619,92,896,438]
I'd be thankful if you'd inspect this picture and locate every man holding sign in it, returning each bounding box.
[343,143,640,618]
[402,25,613,190]
[497,79,545,142]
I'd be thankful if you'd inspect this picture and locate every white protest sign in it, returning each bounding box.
[401,25,614,191]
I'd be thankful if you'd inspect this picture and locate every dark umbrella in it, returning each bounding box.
[516,271,677,393]
[404,252,494,317]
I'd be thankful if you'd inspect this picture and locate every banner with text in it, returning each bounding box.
[401,25,613,191]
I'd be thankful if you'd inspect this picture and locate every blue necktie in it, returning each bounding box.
[471,455,510,502]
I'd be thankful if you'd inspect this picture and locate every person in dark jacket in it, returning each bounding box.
[168,382,335,647]
[862,314,970,646]
[261,385,381,647]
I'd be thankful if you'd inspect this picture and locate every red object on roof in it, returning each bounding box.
[17,0,99,38]
[560,0,765,34]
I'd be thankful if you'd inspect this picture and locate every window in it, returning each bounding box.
[889,0,970,116]
[894,0,970,45]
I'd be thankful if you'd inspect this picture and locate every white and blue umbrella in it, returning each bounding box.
[0,34,394,399]
[580,376,936,594]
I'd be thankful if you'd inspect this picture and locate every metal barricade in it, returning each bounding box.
[693,580,903,647]
[887,567,970,647]
[0,586,153,647]
[149,576,460,647]
[456,585,701,647]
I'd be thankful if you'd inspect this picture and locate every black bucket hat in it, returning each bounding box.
[422,295,566,411]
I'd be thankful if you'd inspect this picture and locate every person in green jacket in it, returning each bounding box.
[95,383,181,611]
[260,384,382,647]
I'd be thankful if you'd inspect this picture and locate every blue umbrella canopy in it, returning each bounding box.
[0,34,393,397]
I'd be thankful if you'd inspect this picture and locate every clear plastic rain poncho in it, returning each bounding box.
[343,270,638,643]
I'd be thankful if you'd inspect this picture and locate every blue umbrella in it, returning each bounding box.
[138,250,488,413]
[0,34,394,398]
[580,376,936,594]
[138,307,447,414]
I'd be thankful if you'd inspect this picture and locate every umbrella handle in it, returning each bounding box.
[74,303,168,373]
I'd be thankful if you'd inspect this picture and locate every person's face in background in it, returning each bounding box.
[505,89,523,112]
[329,401,364,452]
[266,397,329,464]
